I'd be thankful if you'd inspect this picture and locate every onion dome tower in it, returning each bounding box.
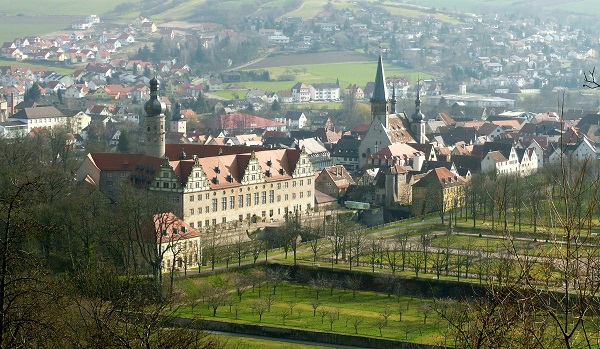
[410,81,426,144]
[144,77,166,158]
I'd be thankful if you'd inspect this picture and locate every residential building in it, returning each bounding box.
[291,82,310,102]
[411,167,467,216]
[309,83,340,101]
[315,165,355,198]
[8,104,67,132]
[298,137,331,172]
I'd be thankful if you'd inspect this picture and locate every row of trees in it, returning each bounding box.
[436,153,600,348]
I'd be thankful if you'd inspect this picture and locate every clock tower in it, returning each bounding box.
[144,77,166,158]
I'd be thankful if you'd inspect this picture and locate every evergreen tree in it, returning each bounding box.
[271,99,281,111]
[24,83,41,102]
[117,131,130,153]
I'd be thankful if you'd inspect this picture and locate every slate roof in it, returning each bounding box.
[10,105,64,120]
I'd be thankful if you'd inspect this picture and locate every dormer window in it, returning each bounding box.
[267,159,272,167]
[279,168,286,175]
[215,165,220,174]
[266,170,272,177]
[226,174,233,183]
[213,177,219,184]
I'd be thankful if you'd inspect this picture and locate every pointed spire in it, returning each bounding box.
[411,79,424,122]
[391,78,397,114]
[371,54,388,103]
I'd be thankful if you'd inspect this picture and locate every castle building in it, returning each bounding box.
[77,78,315,232]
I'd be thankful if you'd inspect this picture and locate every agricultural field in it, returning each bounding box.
[281,0,361,20]
[0,0,140,48]
[0,0,139,16]
[0,15,77,46]
[151,0,208,21]
[218,51,436,98]
[401,0,600,17]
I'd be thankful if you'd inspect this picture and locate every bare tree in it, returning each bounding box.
[266,266,289,295]
[328,308,339,331]
[310,298,321,317]
[350,316,363,334]
[309,274,328,300]
[230,272,249,300]
[279,307,291,324]
[251,299,267,322]
[380,304,393,326]
[344,275,362,298]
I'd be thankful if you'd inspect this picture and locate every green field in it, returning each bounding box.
[281,0,360,20]
[213,334,338,349]
[176,281,444,345]
[0,0,140,47]
[0,59,75,75]
[402,0,600,16]
[252,62,434,89]
[0,0,139,16]
[152,0,207,21]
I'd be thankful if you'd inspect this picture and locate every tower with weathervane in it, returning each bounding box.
[410,82,426,144]
[370,54,389,128]
[144,77,166,158]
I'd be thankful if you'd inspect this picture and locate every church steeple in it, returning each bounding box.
[390,78,397,114]
[410,80,426,144]
[370,54,389,126]
[144,77,166,158]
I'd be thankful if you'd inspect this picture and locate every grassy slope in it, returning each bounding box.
[0,59,75,75]
[0,0,139,16]
[213,334,337,349]
[401,0,600,16]
[176,281,444,345]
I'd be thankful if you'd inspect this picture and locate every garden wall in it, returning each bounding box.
[170,317,447,349]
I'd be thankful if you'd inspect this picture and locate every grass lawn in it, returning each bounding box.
[212,333,340,349]
[176,281,446,345]
[260,62,435,87]
[0,59,75,75]
[281,0,360,20]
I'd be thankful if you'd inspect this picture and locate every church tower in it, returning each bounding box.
[370,54,389,128]
[169,102,187,134]
[144,77,166,158]
[410,82,426,144]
